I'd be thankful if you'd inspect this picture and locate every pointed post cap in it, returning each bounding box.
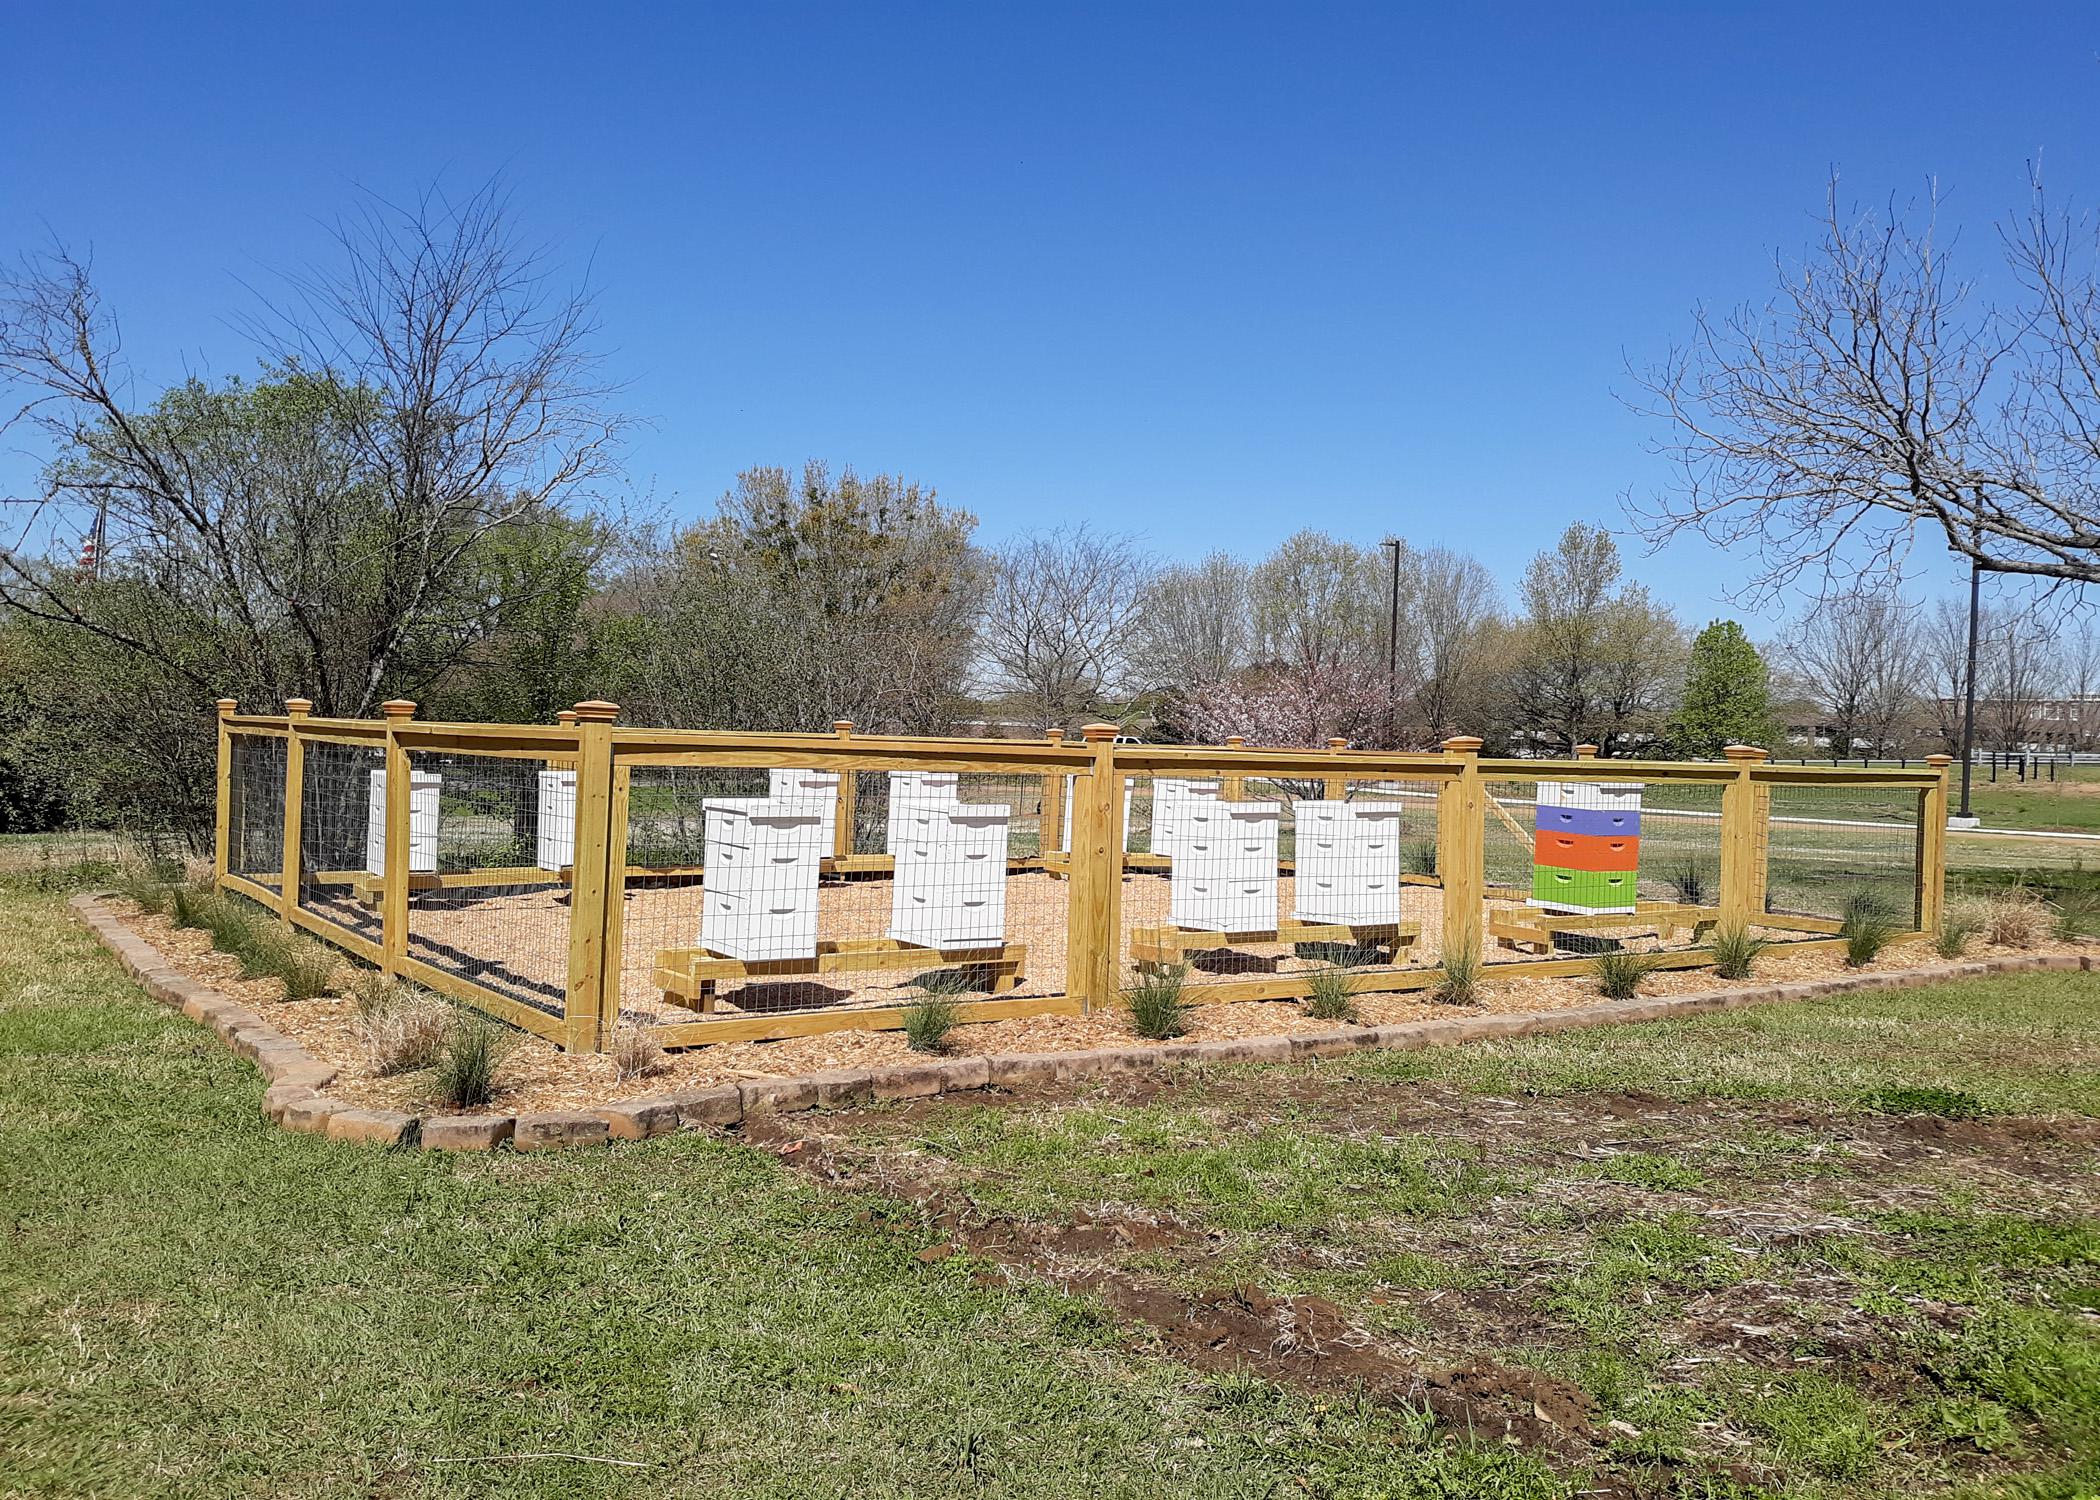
[570,700,619,724]
[1441,734,1483,755]
[832,719,854,737]
[1573,743,1599,759]
[1926,753,1954,768]
[1327,737,1349,751]
[1722,744,1770,764]
[284,698,313,718]
[1080,722,1120,743]
[380,699,416,722]
[215,697,238,717]
[555,709,578,727]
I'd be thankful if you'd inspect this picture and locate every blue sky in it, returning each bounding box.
[4,1,2096,626]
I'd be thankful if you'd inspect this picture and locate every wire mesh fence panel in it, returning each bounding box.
[227,734,287,893]
[1118,770,1442,992]
[1483,774,1725,963]
[1764,782,1924,929]
[296,739,387,942]
[619,759,1068,1029]
[400,750,573,1021]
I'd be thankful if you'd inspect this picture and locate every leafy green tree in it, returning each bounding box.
[1671,619,1776,756]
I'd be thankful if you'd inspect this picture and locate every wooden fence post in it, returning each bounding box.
[380,700,417,977]
[213,698,237,888]
[563,700,620,1052]
[1919,753,1953,932]
[1436,735,1484,970]
[1065,723,1123,1013]
[1323,737,1349,799]
[1041,729,1067,857]
[278,699,311,918]
[831,721,856,860]
[1221,735,1246,801]
[1719,745,1770,931]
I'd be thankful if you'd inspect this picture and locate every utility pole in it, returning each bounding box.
[1957,553,1981,824]
[1381,536,1402,748]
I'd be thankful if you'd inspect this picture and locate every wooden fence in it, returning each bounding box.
[212,699,1952,1052]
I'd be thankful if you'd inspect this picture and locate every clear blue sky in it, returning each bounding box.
[5,1,2095,625]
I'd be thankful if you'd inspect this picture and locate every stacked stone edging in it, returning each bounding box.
[69,893,2094,1154]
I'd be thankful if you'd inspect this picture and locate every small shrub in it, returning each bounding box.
[1402,838,1439,878]
[429,1016,510,1109]
[1862,1084,1990,1120]
[901,993,962,1053]
[1302,964,1359,1024]
[1592,949,1658,999]
[168,881,210,930]
[1434,949,1480,1005]
[357,985,453,1075]
[2052,892,2099,941]
[1935,912,1979,959]
[1974,890,2050,950]
[1709,923,1768,981]
[608,1022,663,1081]
[1666,861,1712,907]
[263,932,341,1001]
[116,872,172,915]
[1126,964,1191,1040]
[1840,894,1895,968]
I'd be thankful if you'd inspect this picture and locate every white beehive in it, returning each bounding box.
[1148,777,1222,861]
[890,804,1011,949]
[535,769,577,871]
[768,767,839,850]
[365,769,441,876]
[697,798,826,961]
[884,770,961,853]
[1060,777,1135,851]
[1292,799,1405,924]
[1168,801,1280,933]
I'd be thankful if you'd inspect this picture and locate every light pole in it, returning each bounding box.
[1381,536,1402,747]
[1957,552,1982,824]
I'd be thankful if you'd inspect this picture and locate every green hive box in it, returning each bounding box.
[1530,865,1637,913]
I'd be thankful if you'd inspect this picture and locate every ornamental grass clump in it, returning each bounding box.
[1840,891,1896,968]
[1592,949,1659,1000]
[1302,964,1360,1024]
[608,1022,664,1081]
[1434,949,1480,1006]
[430,1015,511,1110]
[902,970,971,1053]
[1709,923,1769,981]
[355,981,454,1077]
[1125,964,1191,1041]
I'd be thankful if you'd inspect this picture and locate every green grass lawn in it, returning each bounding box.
[5,874,2098,1499]
[1957,766,2100,835]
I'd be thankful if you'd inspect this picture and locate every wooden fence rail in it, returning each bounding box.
[212,700,1951,1052]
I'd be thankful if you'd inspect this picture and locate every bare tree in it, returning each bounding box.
[1979,606,2062,752]
[1247,530,1384,674]
[1399,544,1501,745]
[977,526,1152,732]
[1126,552,1250,693]
[2066,617,2100,752]
[1784,592,1925,757]
[1631,173,2100,597]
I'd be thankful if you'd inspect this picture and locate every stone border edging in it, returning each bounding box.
[70,893,2094,1153]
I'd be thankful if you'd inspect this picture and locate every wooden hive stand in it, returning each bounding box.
[1129,918,1420,976]
[1488,901,1720,955]
[654,937,1028,1013]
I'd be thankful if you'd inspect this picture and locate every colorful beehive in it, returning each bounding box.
[1148,777,1222,861]
[1167,800,1281,933]
[1528,780,1642,914]
[535,769,576,871]
[364,768,441,876]
[768,766,839,849]
[889,803,1011,949]
[697,798,827,960]
[1292,799,1405,924]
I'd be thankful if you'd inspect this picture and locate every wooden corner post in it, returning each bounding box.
[832,721,857,860]
[1323,738,1349,800]
[279,699,312,918]
[1066,724,1124,1014]
[564,700,621,1052]
[1222,735,1247,801]
[1041,729,1067,856]
[1718,745,1770,931]
[1436,736,1485,971]
[379,701,417,977]
[212,699,237,887]
[1919,754,1953,932]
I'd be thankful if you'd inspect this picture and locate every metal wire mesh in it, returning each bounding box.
[296,739,386,941]
[1118,770,1442,990]
[1483,774,1724,961]
[400,751,574,1018]
[1763,782,1924,928]
[615,761,1069,1025]
[227,735,287,892]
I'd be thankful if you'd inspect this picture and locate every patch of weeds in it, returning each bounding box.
[1936,911,1980,958]
[1125,964,1190,1041]
[1587,1213,1736,1291]
[1598,1151,1707,1192]
[1709,923,1768,981]
[355,982,452,1076]
[2053,891,2100,940]
[1592,949,1658,999]
[1733,1369,1884,1481]
[1302,964,1359,1024]
[429,1015,512,1109]
[608,1022,663,1081]
[1840,890,1896,967]
[1914,1390,2023,1455]
[1925,1304,2100,1452]
[1667,860,1712,907]
[1861,1083,1990,1119]
[1969,889,2052,949]
[1402,837,1438,878]
[1434,949,1480,1005]
[115,873,172,915]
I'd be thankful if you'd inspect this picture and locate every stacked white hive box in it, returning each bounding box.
[697,798,828,960]
[1148,777,1223,862]
[365,769,441,876]
[889,802,1012,950]
[884,770,961,854]
[1167,800,1281,933]
[1060,777,1136,851]
[1292,799,1405,924]
[768,767,839,849]
[535,769,577,871]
